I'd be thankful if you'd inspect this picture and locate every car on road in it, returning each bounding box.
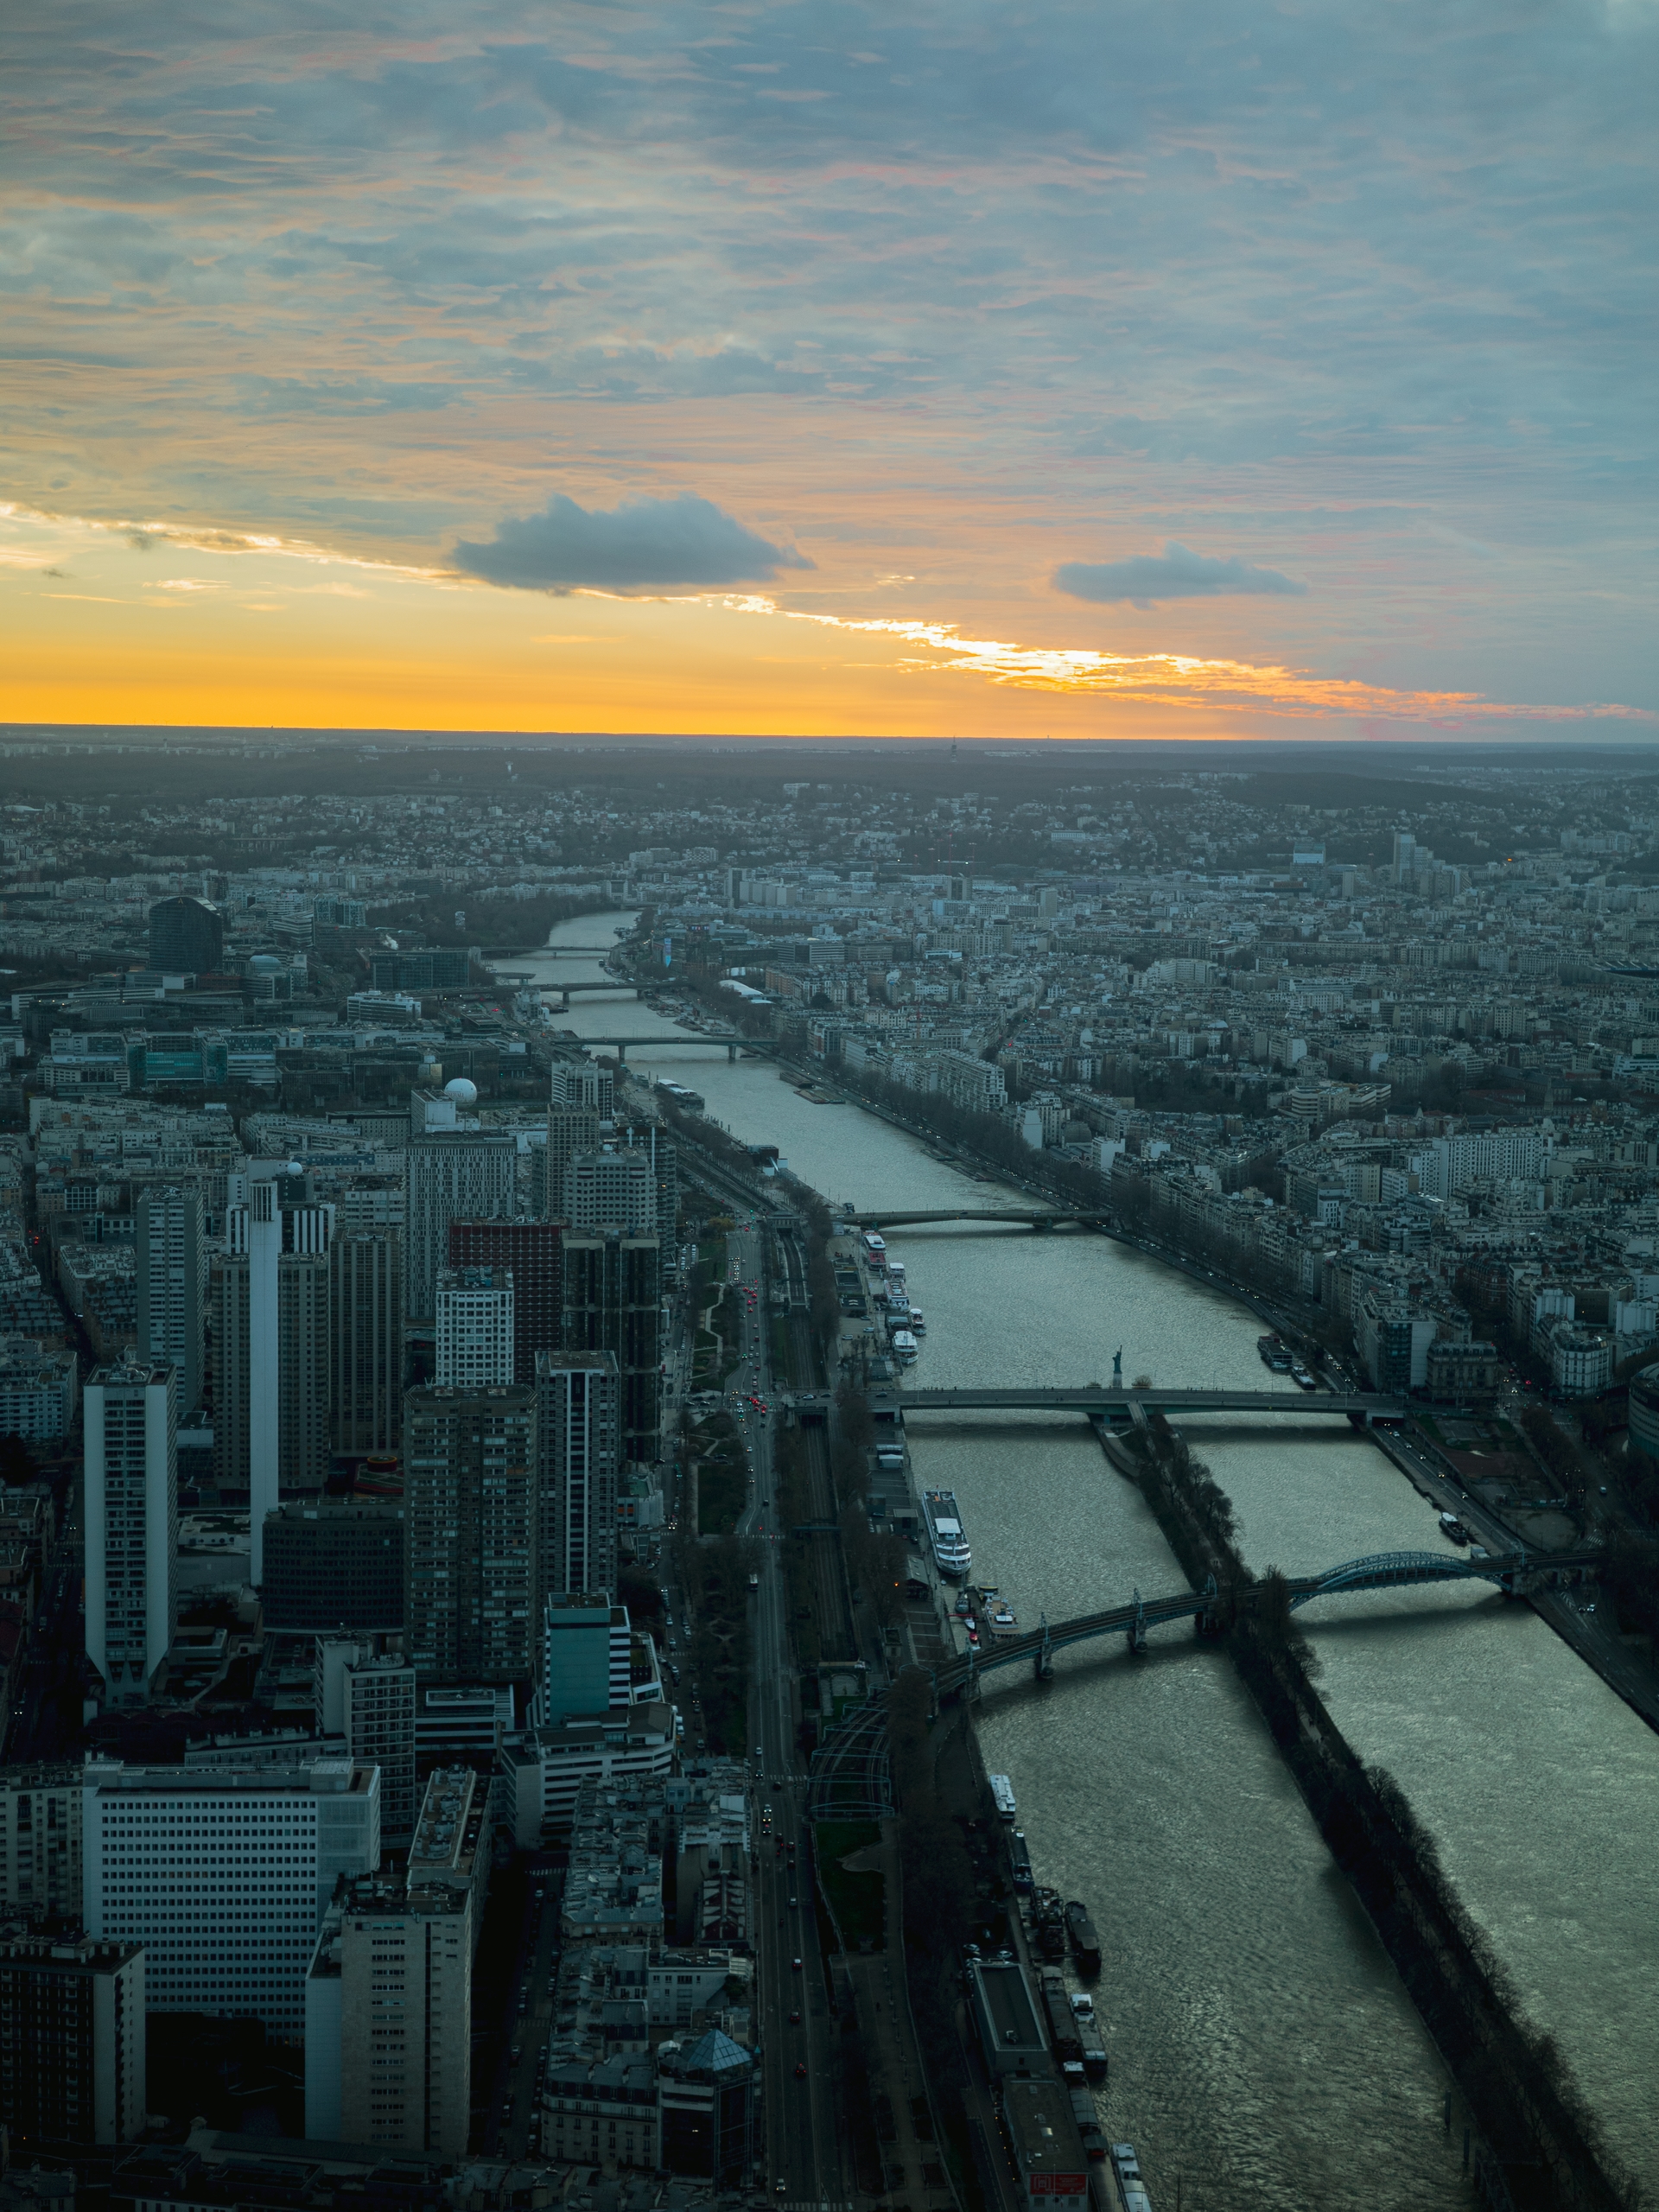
[791,1955,803,1971]
[794,2060,808,2078]
[789,2009,800,2024]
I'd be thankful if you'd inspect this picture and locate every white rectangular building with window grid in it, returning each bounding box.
[83,1758,380,2039]
[434,1265,515,1387]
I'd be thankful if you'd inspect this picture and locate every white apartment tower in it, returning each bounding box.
[563,1146,657,1232]
[85,1362,177,1708]
[83,1757,381,2038]
[435,1265,515,1387]
[550,1058,614,1118]
[226,1177,332,1581]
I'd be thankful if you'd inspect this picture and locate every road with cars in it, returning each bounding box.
[715,1213,846,2200]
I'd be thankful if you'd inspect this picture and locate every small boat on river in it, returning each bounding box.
[1066,1897,1102,1975]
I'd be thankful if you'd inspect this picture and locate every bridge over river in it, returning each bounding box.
[808,1544,1604,1815]
[849,1206,1110,1229]
[861,1383,1406,1424]
[564,1032,773,1061]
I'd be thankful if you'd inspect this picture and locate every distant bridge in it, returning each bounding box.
[809,1545,1603,1811]
[849,1208,1109,1230]
[862,1384,1404,1424]
[564,1033,773,1062]
[541,978,649,1004]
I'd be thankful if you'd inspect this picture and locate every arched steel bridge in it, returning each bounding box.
[808,1544,1602,1815]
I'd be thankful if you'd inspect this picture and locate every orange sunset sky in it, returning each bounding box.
[2,3,1655,741]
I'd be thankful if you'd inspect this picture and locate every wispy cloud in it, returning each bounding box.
[1054,543,1306,607]
[719,595,1654,726]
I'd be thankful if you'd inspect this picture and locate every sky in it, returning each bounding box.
[1,0,1656,741]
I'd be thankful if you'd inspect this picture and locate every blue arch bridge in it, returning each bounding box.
[807,1545,1601,1818]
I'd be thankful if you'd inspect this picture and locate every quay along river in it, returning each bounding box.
[521,913,1659,2207]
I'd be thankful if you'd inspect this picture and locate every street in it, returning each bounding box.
[722,1211,846,2201]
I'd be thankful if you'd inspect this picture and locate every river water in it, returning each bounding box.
[527,914,1659,2204]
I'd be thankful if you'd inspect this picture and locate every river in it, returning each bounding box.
[524,912,1659,2204]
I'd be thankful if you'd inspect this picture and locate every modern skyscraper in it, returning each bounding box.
[564,1146,657,1231]
[561,1232,661,1465]
[0,1935,146,2145]
[550,1057,614,1118]
[540,1592,632,1724]
[404,1131,516,1320]
[329,1230,403,1457]
[147,893,224,975]
[279,1245,330,1492]
[85,1361,177,1709]
[435,1265,515,1387]
[534,1350,620,1605]
[83,1756,382,2037]
[544,1105,601,1217]
[134,1185,204,1415]
[261,1499,405,1634]
[650,1128,678,1241]
[404,1384,537,1682]
[447,1219,563,1381]
[217,1195,332,1573]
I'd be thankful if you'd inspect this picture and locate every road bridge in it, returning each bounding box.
[849,1207,1109,1229]
[540,978,650,1005]
[861,1384,1406,1423]
[564,1033,774,1062]
[808,1544,1603,1812]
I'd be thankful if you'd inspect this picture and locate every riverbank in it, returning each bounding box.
[748,1037,1659,1750]
[538,921,1659,2199]
[1115,1414,1638,2212]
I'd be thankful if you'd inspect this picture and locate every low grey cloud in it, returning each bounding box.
[1054,542,1308,607]
[449,492,813,593]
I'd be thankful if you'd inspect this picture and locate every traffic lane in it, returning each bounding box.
[758,1807,821,2192]
[496,1872,563,2156]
